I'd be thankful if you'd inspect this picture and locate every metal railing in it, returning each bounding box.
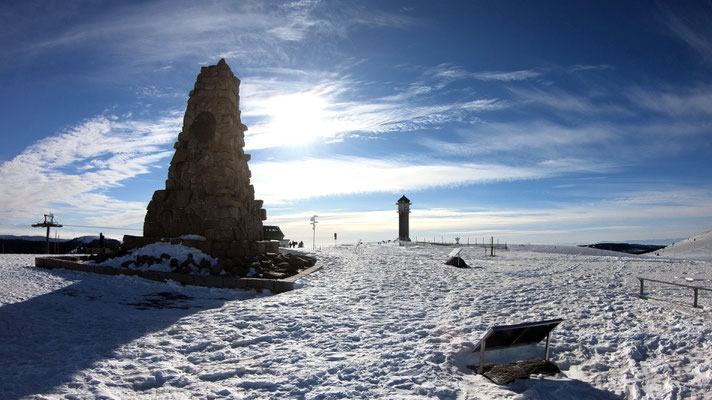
[637,277,712,308]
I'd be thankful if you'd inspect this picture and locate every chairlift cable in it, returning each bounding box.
[61,224,142,231]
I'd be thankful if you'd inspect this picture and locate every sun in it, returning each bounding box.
[266,91,336,144]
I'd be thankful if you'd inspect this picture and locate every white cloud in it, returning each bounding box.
[251,156,548,205]
[265,187,712,244]
[471,69,542,81]
[0,114,179,225]
[508,86,630,115]
[424,64,542,82]
[240,74,505,149]
[18,0,417,71]
[659,4,712,63]
[627,85,712,117]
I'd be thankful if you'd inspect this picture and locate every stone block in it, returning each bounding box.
[152,190,167,202]
[94,266,117,275]
[222,277,247,289]
[142,270,167,283]
[204,228,234,242]
[170,190,192,208]
[171,273,195,285]
[182,239,198,249]
[267,241,280,253]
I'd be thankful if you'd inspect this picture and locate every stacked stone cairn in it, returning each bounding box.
[120,59,315,279]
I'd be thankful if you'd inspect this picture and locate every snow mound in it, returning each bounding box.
[655,230,712,261]
[93,242,217,272]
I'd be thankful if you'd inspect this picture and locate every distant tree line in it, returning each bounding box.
[0,237,121,254]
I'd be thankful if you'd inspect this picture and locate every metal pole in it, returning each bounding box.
[639,278,645,298]
[310,215,318,250]
[545,331,552,361]
[46,226,50,254]
[694,288,699,308]
[478,340,486,374]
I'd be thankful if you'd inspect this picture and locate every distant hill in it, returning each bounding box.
[0,235,69,242]
[580,242,666,255]
[0,235,120,254]
[654,230,712,261]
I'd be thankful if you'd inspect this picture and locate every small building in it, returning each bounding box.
[263,226,285,241]
[397,195,411,242]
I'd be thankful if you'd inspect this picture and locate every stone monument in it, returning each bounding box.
[123,59,278,258]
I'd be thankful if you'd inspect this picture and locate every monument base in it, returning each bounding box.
[122,235,279,258]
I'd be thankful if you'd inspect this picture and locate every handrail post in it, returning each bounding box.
[694,288,699,308]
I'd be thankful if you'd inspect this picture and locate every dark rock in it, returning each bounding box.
[229,265,249,277]
[137,255,158,266]
[179,256,195,271]
[275,261,291,273]
[445,256,468,268]
[299,255,317,267]
[262,271,288,279]
[470,358,560,385]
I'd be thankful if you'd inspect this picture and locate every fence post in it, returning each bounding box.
[694,288,699,308]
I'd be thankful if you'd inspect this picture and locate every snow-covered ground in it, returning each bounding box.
[1,241,711,399]
[656,230,712,261]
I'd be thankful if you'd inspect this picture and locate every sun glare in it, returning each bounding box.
[267,92,336,145]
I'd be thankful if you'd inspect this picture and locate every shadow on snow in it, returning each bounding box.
[0,265,263,399]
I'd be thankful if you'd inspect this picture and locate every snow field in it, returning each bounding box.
[1,243,710,399]
[656,230,712,261]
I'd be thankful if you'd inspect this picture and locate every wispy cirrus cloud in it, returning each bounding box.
[240,73,506,149]
[419,120,619,163]
[627,84,712,117]
[14,0,417,72]
[658,3,712,63]
[425,63,542,82]
[507,85,633,116]
[0,114,179,222]
[471,69,543,81]
[419,80,712,171]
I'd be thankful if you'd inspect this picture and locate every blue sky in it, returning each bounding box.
[1,0,711,245]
